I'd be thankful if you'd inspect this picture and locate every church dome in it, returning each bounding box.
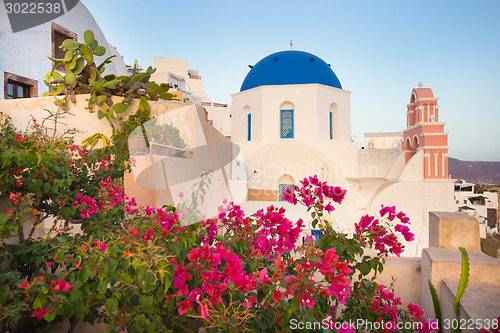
[240,50,342,91]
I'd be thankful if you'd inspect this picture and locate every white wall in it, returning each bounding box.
[0,2,128,99]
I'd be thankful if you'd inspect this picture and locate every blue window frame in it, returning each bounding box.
[247,114,251,141]
[329,111,333,140]
[280,109,294,138]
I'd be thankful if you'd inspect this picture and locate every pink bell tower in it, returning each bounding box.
[403,83,449,179]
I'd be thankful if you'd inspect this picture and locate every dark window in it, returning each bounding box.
[329,111,333,140]
[247,113,251,141]
[4,72,38,99]
[51,23,77,70]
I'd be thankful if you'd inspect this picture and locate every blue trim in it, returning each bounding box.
[247,114,251,141]
[281,109,294,139]
[329,111,333,140]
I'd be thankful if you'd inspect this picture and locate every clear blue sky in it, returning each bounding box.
[82,0,500,161]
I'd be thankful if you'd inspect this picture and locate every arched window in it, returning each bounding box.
[243,106,251,141]
[280,101,294,139]
[278,174,294,201]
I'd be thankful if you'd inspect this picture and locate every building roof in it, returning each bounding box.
[240,50,342,92]
[412,87,434,99]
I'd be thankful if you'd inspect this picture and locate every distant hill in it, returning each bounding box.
[449,158,500,185]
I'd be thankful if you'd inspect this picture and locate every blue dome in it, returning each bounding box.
[240,50,342,91]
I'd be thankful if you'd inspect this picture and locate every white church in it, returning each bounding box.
[230,50,456,256]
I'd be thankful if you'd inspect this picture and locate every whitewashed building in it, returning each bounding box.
[231,50,455,256]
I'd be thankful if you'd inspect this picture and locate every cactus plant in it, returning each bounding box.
[43,30,173,132]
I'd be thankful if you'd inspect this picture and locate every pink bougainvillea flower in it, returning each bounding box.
[258,268,272,284]
[198,303,209,319]
[242,296,257,307]
[324,203,335,212]
[18,279,29,289]
[56,279,74,292]
[141,229,154,241]
[46,262,53,268]
[32,308,48,319]
[300,294,315,309]
[177,300,192,316]
[100,243,109,252]
[272,290,284,303]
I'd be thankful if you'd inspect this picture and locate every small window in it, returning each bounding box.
[4,72,38,99]
[280,109,294,139]
[51,23,77,70]
[464,200,467,204]
[329,111,333,140]
[247,113,251,141]
[456,200,459,204]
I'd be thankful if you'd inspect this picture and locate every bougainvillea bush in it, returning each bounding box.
[0,113,436,332]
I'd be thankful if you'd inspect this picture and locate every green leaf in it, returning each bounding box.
[112,103,128,114]
[65,69,76,85]
[64,50,74,62]
[428,280,443,333]
[93,46,106,56]
[103,80,118,89]
[73,58,85,75]
[52,71,63,81]
[290,295,300,314]
[158,92,173,100]
[359,262,371,276]
[33,296,42,309]
[454,247,470,317]
[79,44,93,63]
[97,109,106,120]
[139,295,154,312]
[83,30,95,46]
[88,39,98,50]
[105,297,118,314]
[89,67,97,81]
[93,82,105,94]
[138,96,151,113]
[50,84,65,96]
[104,74,116,81]
[119,273,133,284]
[130,73,147,83]
[107,258,118,274]
[79,264,91,283]
[97,280,107,295]
[45,310,57,322]
[62,39,80,51]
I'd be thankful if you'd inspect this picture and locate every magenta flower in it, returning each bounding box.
[325,203,335,212]
[100,243,109,252]
[198,303,209,319]
[300,294,315,309]
[258,268,272,284]
[32,308,48,319]
[18,279,29,289]
[272,290,284,303]
[56,279,74,292]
